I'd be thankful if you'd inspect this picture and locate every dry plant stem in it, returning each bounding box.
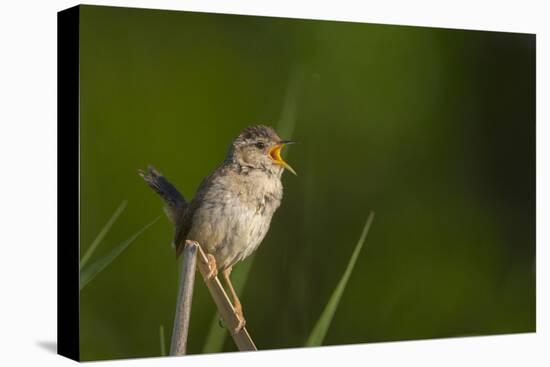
[170,241,198,356]
[193,242,257,351]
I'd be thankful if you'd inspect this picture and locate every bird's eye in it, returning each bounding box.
[255,142,265,150]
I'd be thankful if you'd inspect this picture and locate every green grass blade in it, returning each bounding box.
[305,211,375,347]
[80,216,159,290]
[159,324,166,356]
[80,200,128,270]
[202,314,225,353]
[201,70,302,353]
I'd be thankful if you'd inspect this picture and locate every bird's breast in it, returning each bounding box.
[187,174,283,270]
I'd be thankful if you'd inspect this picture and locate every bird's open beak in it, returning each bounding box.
[269,140,297,176]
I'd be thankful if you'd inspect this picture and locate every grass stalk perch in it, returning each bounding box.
[170,241,198,355]
[193,241,257,351]
[170,240,257,354]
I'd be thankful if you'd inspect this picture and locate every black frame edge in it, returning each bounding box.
[57,5,80,362]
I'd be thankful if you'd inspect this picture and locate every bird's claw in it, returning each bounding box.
[231,315,246,335]
[206,253,218,280]
[231,302,246,335]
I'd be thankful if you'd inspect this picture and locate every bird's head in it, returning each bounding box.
[227,125,296,176]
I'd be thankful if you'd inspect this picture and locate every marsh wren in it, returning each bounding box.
[139,125,296,332]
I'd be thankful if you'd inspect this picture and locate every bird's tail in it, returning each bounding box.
[138,166,187,224]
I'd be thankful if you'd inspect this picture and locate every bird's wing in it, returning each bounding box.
[173,167,222,258]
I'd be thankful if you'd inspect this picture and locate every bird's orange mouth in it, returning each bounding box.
[269,143,297,176]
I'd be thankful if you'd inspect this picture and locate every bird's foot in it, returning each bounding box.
[206,254,218,280]
[232,317,246,335]
[231,301,246,335]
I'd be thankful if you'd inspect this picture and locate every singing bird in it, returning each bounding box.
[139,125,296,332]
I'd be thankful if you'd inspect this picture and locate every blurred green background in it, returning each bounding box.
[78,5,535,361]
